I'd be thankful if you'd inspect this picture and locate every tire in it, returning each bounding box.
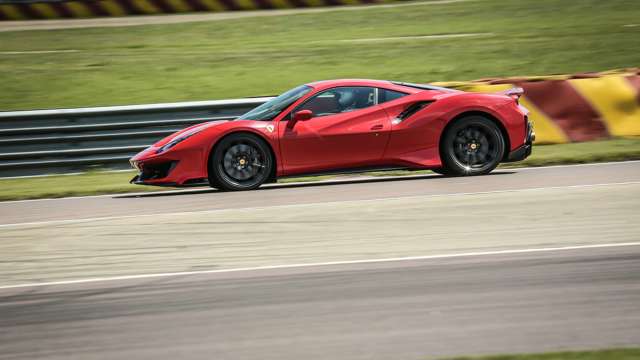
[209,133,273,191]
[440,115,505,176]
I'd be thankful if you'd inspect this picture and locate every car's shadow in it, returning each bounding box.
[115,171,516,199]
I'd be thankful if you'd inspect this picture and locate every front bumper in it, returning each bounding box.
[129,146,208,186]
[506,120,535,162]
[130,175,178,187]
[130,160,180,186]
[130,160,177,181]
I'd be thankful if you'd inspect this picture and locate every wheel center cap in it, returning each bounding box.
[239,159,246,165]
[469,143,478,150]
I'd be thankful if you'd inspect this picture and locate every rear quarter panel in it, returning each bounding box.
[382,92,526,167]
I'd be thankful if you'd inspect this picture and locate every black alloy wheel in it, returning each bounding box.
[440,116,505,176]
[209,133,273,191]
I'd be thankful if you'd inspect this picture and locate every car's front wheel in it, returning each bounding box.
[440,115,505,176]
[209,133,273,191]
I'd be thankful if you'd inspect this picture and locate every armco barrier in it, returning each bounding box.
[1,68,639,178]
[0,0,394,20]
[0,97,272,177]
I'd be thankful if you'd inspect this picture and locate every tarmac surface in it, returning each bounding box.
[1,161,639,359]
[2,161,639,225]
[1,246,639,360]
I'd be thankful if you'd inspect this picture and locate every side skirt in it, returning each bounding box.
[277,165,429,180]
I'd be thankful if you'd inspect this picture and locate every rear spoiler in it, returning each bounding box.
[500,87,524,103]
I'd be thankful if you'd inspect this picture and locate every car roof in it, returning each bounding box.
[307,79,393,87]
[306,79,443,94]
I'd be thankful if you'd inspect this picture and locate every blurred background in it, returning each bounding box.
[0,0,639,196]
[0,1,639,360]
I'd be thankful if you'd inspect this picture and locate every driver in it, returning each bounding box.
[336,88,373,112]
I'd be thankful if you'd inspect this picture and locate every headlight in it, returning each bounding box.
[156,128,204,154]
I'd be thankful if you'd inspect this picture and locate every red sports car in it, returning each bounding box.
[130,79,534,191]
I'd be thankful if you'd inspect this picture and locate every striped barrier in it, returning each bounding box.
[436,68,640,144]
[0,0,393,20]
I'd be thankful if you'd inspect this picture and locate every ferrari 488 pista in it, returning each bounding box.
[130,79,534,191]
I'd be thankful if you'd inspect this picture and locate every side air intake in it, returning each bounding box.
[394,101,434,123]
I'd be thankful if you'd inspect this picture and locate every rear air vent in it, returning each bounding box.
[395,101,434,122]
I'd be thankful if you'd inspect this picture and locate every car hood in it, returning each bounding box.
[155,120,228,147]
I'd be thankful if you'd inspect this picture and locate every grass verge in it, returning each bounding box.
[1,137,638,201]
[1,0,639,110]
[441,348,640,360]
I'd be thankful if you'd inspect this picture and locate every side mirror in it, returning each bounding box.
[293,110,313,122]
[287,110,313,129]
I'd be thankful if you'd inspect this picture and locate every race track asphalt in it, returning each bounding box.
[1,246,639,360]
[2,161,639,225]
[1,161,639,359]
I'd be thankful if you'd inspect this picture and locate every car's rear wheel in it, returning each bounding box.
[209,133,273,191]
[440,115,505,176]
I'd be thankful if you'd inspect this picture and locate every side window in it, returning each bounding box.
[297,87,376,117]
[378,88,408,104]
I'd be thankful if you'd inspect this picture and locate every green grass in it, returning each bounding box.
[441,348,640,360]
[1,0,639,110]
[0,170,168,201]
[1,137,639,201]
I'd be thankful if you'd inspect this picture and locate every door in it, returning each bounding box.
[278,86,391,175]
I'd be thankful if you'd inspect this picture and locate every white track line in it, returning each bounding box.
[1,181,638,229]
[339,33,493,43]
[503,159,640,171]
[1,242,638,290]
[1,160,639,205]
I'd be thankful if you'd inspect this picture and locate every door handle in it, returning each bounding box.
[370,124,383,131]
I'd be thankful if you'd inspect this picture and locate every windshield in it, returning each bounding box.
[238,85,313,121]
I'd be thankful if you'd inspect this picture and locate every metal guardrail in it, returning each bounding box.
[0,97,273,177]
